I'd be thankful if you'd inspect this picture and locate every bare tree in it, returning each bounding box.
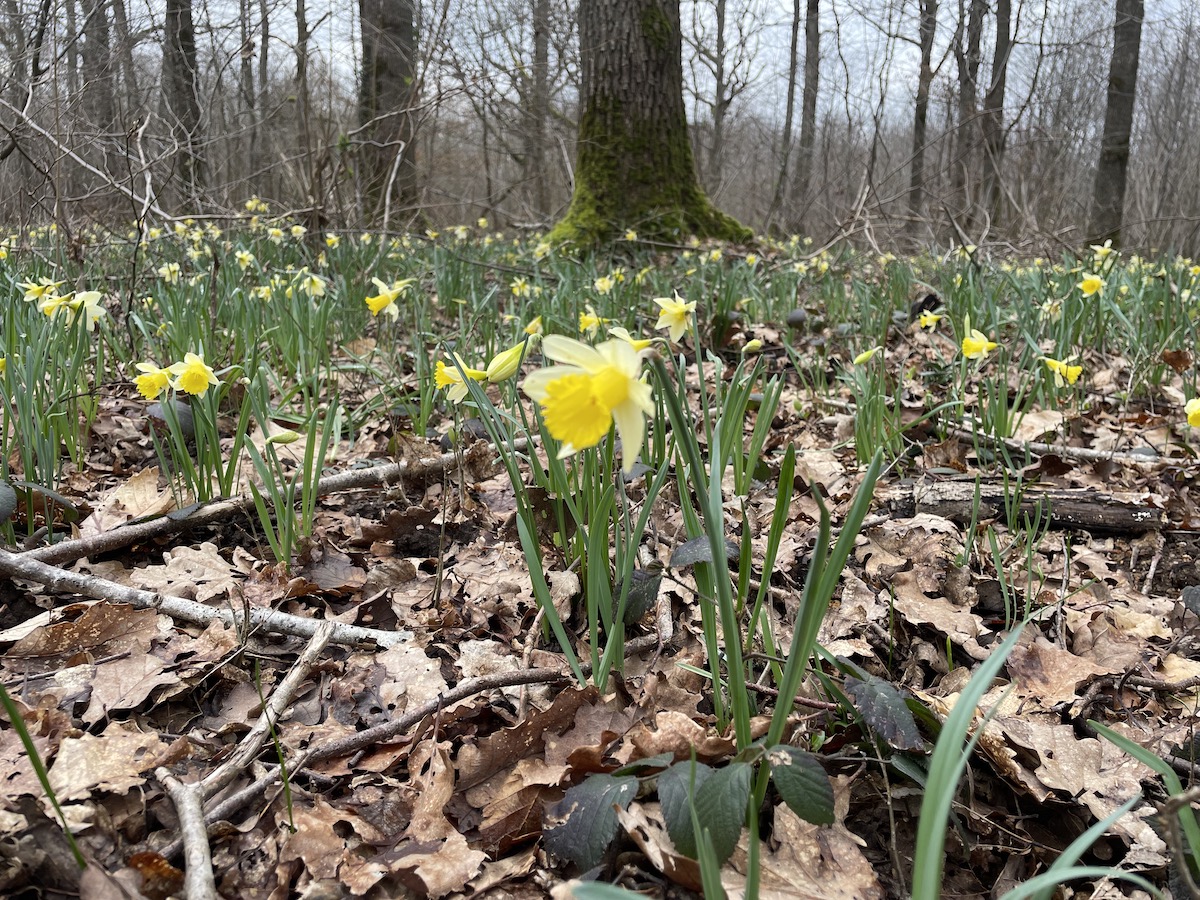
[359,0,419,222]
[980,0,1011,228]
[162,0,203,205]
[1088,0,1143,246]
[949,0,984,218]
[907,0,936,224]
[552,0,749,243]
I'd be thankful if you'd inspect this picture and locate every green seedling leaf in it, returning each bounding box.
[669,535,738,569]
[543,774,638,870]
[844,674,923,751]
[659,760,750,864]
[612,752,676,777]
[0,481,15,524]
[766,746,835,825]
[693,762,751,864]
[658,760,715,858]
[567,886,644,899]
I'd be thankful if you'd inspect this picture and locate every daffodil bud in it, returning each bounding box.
[742,339,763,354]
[486,343,525,383]
[266,429,302,445]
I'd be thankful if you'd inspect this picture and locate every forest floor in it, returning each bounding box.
[0,226,1198,899]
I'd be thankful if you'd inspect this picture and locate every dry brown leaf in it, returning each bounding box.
[1006,633,1121,707]
[48,724,187,801]
[129,542,242,603]
[8,604,168,664]
[78,468,176,538]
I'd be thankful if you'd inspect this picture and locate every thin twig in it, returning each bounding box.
[156,771,217,900]
[0,547,408,648]
[201,621,336,800]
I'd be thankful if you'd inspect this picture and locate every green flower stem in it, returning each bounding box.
[652,355,752,750]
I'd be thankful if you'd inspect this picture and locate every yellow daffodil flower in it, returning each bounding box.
[525,316,543,337]
[63,290,106,331]
[1078,274,1105,296]
[609,327,655,352]
[157,262,181,284]
[594,275,615,295]
[961,326,998,360]
[511,277,531,298]
[624,229,637,242]
[918,311,942,329]
[742,339,763,354]
[17,278,64,302]
[1043,357,1083,387]
[268,227,284,243]
[325,233,340,248]
[235,249,255,270]
[579,305,609,337]
[1186,398,1200,428]
[1040,298,1062,322]
[478,218,489,229]
[653,293,696,343]
[486,343,526,383]
[168,352,220,397]
[435,355,487,403]
[521,336,653,472]
[134,362,172,400]
[365,277,415,318]
[291,225,307,238]
[854,347,881,365]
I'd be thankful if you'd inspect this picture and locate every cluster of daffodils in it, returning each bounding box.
[133,353,220,400]
[431,292,700,473]
[19,278,106,332]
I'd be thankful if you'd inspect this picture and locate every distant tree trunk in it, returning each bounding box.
[768,0,801,229]
[238,0,256,186]
[80,0,116,133]
[552,0,749,244]
[358,0,419,222]
[257,0,270,193]
[706,0,728,186]
[908,0,937,225]
[980,0,1010,227]
[950,0,984,217]
[526,0,551,217]
[1088,0,1143,246]
[109,0,138,114]
[161,0,202,204]
[295,0,313,208]
[789,0,819,234]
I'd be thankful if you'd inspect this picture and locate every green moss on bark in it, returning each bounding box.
[550,95,751,247]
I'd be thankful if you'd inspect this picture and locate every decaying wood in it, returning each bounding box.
[877,479,1163,532]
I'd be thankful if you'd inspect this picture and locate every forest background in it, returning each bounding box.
[0,0,1181,252]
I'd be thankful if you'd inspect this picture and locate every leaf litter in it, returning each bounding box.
[3,305,1200,899]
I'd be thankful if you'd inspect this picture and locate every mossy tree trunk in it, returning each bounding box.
[550,0,750,245]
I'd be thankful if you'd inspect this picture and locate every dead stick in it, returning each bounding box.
[0,548,408,648]
[156,771,217,900]
[201,621,336,800]
[23,437,528,567]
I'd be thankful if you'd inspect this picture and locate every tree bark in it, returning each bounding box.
[161,0,203,204]
[80,0,116,132]
[1088,0,1144,246]
[980,0,1010,228]
[767,0,801,230]
[908,0,937,226]
[789,0,820,234]
[527,0,551,217]
[550,0,749,244]
[950,0,984,218]
[358,0,419,222]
